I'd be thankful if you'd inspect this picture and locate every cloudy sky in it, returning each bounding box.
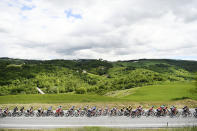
[0,0,197,61]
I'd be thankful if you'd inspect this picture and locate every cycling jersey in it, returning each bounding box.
[56,108,61,113]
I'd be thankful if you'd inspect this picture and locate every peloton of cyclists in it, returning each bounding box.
[0,105,196,118]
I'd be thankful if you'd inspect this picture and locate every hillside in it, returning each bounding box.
[0,58,196,96]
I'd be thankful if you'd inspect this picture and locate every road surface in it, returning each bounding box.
[0,115,197,129]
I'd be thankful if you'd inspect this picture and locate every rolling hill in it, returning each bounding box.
[0,58,196,96]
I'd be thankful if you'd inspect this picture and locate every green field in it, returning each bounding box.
[107,81,197,101]
[0,82,196,106]
[0,94,126,104]
[0,127,197,131]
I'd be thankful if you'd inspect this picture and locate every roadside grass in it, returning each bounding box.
[0,126,197,131]
[1,99,197,110]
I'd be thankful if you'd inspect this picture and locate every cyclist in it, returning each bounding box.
[13,106,18,113]
[57,106,62,113]
[92,106,96,111]
[47,106,52,113]
[30,107,33,113]
[26,107,34,115]
[146,106,154,116]
[98,107,102,115]
[83,105,88,112]
[68,106,74,115]
[124,106,130,116]
[156,106,162,116]
[20,107,24,113]
[163,106,168,115]
[104,106,109,115]
[194,107,197,118]
[137,106,143,113]
[86,107,92,117]
[55,106,62,116]
[157,106,162,111]
[170,106,177,115]
[70,106,75,112]
[128,106,132,113]
[148,106,154,113]
[91,106,96,116]
[120,107,124,112]
[38,107,43,114]
[75,107,81,116]
[4,107,9,115]
[113,107,117,115]
[183,106,189,113]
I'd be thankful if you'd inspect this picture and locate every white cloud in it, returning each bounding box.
[0,0,197,61]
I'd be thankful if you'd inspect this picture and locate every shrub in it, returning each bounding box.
[75,87,87,94]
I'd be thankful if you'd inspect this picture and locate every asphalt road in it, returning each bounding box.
[0,116,197,129]
[0,109,197,129]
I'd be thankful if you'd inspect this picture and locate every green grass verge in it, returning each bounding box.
[0,127,197,131]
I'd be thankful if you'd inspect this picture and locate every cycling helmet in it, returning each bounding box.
[170,106,174,108]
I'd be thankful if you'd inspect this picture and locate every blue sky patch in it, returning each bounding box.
[64,9,82,19]
[8,3,13,7]
[25,0,32,2]
[21,5,35,11]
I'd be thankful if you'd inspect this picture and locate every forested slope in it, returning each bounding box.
[0,58,196,96]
